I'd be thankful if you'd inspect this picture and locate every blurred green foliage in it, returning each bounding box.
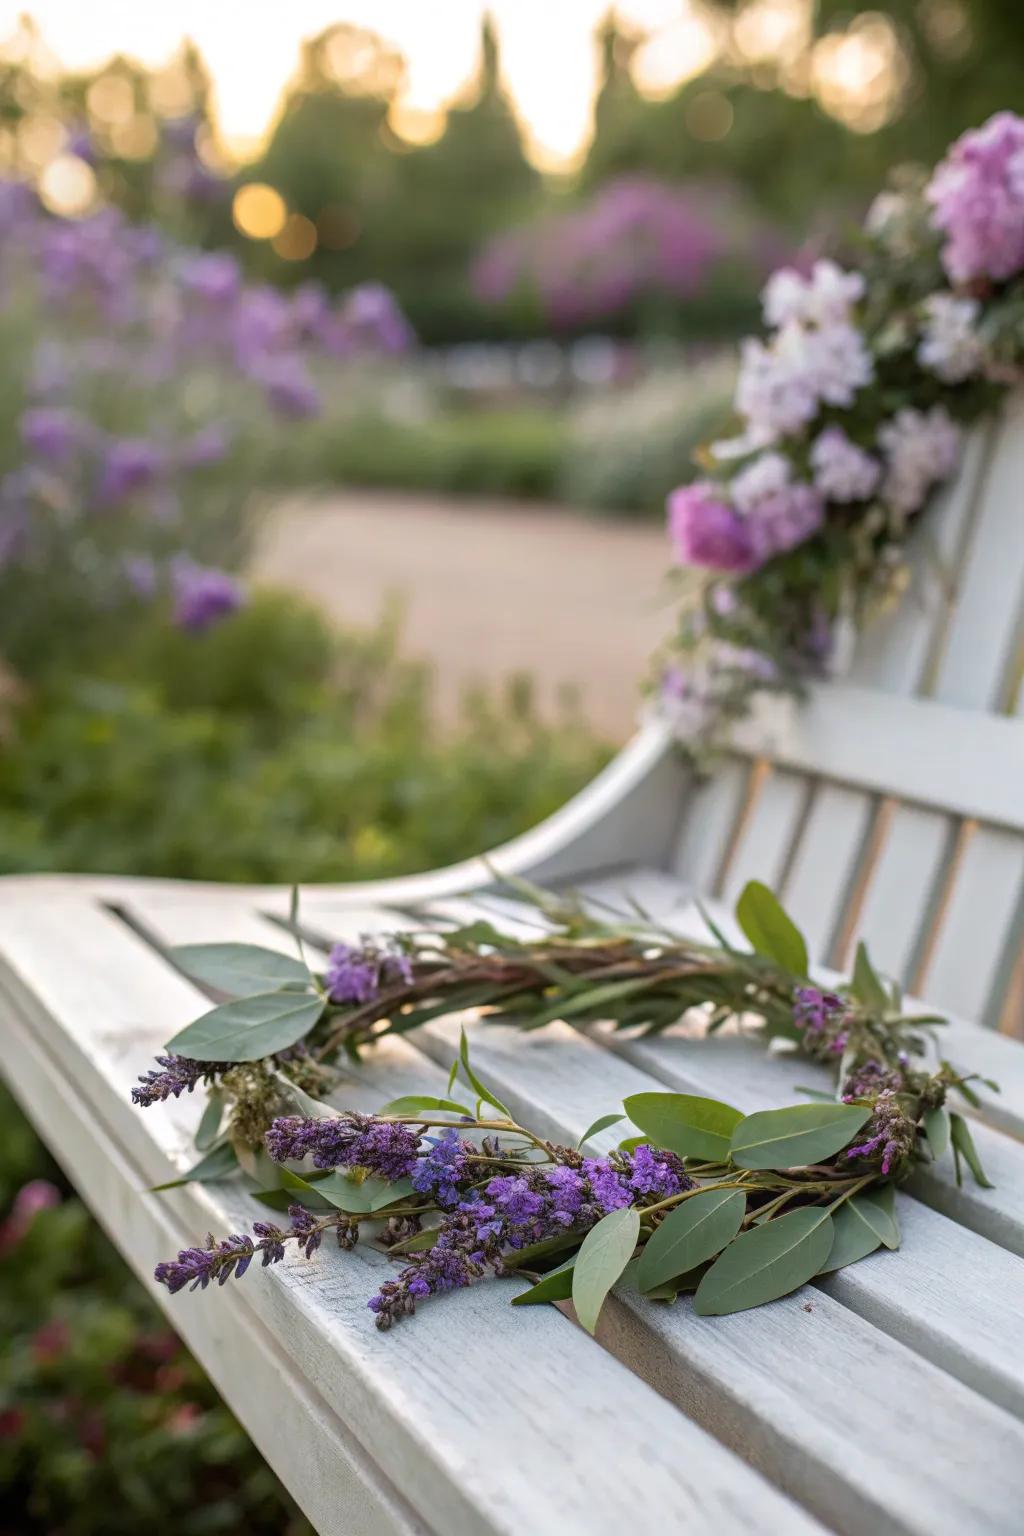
[0,589,608,882]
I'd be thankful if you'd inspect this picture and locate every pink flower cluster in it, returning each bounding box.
[927,111,1024,284]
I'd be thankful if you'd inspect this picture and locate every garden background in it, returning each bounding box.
[0,2,1019,1528]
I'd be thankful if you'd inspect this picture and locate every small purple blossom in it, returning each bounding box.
[411,1128,472,1209]
[19,407,87,464]
[257,356,321,420]
[324,941,414,1006]
[96,438,166,506]
[171,558,245,632]
[810,427,881,504]
[845,1090,915,1177]
[668,482,756,573]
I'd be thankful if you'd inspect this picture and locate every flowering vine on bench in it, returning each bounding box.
[658,110,1024,758]
[134,876,994,1331]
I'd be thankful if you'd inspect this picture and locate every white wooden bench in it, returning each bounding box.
[2,399,1023,1534]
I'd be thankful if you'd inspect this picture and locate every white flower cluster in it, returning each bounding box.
[809,427,881,503]
[916,293,984,383]
[878,407,962,515]
[735,261,875,441]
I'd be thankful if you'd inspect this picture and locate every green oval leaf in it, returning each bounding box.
[572,1206,640,1335]
[730,1102,871,1169]
[950,1112,994,1188]
[817,1201,883,1274]
[923,1105,951,1161]
[694,1207,834,1316]
[194,1089,225,1151]
[511,1257,576,1307]
[624,1092,743,1162]
[735,881,809,977]
[167,992,325,1063]
[576,1112,626,1149]
[851,941,888,1012]
[172,942,311,997]
[850,1184,900,1250]
[150,1140,239,1192]
[637,1189,747,1292]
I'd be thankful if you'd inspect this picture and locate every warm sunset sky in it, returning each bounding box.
[0,1,739,168]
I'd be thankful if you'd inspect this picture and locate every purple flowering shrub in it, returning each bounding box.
[0,179,411,679]
[474,176,788,331]
[138,881,991,1332]
[656,111,1024,760]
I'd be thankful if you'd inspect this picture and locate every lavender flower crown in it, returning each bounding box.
[659,110,1024,758]
[136,878,994,1332]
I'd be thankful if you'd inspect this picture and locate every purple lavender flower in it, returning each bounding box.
[19,407,87,464]
[132,1053,234,1108]
[181,425,231,470]
[257,356,321,420]
[324,944,380,1005]
[154,1204,341,1294]
[332,283,414,356]
[411,1128,472,1208]
[179,251,241,304]
[668,482,756,573]
[96,438,166,506]
[324,941,413,1006]
[845,1090,915,1177]
[265,1113,420,1179]
[841,1060,905,1102]
[170,559,245,633]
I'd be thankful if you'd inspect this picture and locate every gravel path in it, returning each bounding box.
[253,490,669,742]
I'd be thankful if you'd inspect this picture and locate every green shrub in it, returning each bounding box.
[0,591,608,883]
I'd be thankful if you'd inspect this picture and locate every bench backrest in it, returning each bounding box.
[671,396,1024,1032]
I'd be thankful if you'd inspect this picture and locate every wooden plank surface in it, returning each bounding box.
[0,891,826,1536]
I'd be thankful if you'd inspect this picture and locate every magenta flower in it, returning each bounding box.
[927,111,1024,283]
[667,482,756,572]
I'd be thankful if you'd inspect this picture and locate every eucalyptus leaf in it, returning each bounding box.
[571,1206,640,1335]
[576,1112,625,1149]
[851,941,889,1012]
[817,1201,883,1274]
[624,1092,743,1162]
[730,1102,872,1170]
[924,1105,951,1161]
[636,1189,746,1292]
[273,1072,342,1120]
[949,1113,994,1189]
[844,1186,899,1251]
[511,1257,576,1307]
[150,1140,238,1191]
[311,1172,415,1213]
[171,942,311,998]
[194,1090,224,1151]
[167,992,325,1063]
[694,1207,834,1316]
[734,881,808,977]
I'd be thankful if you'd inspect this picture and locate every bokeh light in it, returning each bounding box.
[272,212,317,261]
[232,182,287,240]
[38,152,97,215]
